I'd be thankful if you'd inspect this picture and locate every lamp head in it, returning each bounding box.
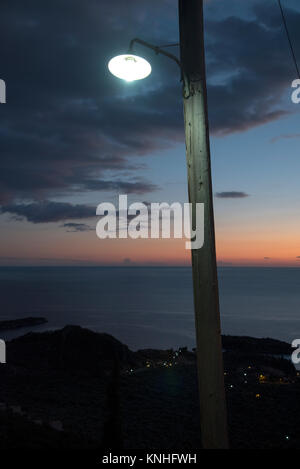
[108,54,151,82]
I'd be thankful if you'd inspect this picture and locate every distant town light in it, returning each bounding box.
[108,54,151,82]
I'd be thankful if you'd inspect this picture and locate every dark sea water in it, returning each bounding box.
[0,266,300,349]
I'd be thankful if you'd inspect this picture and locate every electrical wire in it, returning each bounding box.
[277,0,300,79]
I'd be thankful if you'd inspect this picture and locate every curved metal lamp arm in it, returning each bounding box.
[129,38,181,68]
[129,38,189,97]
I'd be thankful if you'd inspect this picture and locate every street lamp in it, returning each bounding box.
[108,0,228,449]
[108,37,188,90]
[108,54,151,82]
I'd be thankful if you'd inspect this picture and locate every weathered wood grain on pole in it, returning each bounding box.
[178,0,228,449]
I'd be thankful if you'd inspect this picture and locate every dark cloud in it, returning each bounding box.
[270,133,300,143]
[0,198,157,225]
[0,0,299,204]
[0,201,96,223]
[205,4,300,135]
[215,191,249,199]
[83,180,158,194]
[0,0,176,203]
[264,257,271,260]
[61,222,93,232]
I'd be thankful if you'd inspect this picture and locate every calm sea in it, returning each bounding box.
[0,266,299,349]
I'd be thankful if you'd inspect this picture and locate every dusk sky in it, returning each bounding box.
[1,0,300,266]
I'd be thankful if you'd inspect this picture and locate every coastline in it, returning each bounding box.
[0,325,299,449]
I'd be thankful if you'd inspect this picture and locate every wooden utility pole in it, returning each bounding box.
[178,0,228,449]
